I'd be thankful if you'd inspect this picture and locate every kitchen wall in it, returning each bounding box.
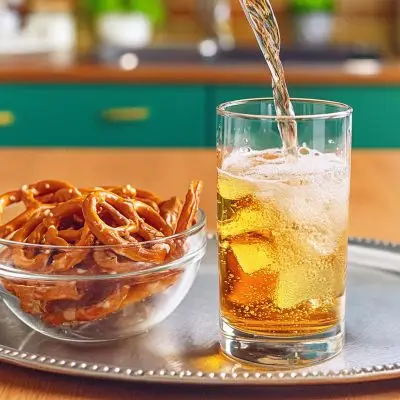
[165,0,395,54]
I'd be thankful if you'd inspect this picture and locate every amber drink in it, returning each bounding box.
[217,98,352,366]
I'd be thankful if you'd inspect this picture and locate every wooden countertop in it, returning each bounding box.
[0,149,399,399]
[0,61,400,85]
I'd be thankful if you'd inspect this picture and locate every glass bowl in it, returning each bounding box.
[0,210,207,342]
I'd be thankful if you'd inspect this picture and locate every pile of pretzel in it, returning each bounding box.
[0,180,203,326]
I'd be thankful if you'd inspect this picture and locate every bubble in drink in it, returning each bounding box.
[218,149,349,335]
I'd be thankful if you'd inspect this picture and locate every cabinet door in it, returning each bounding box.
[0,84,207,147]
[213,85,400,148]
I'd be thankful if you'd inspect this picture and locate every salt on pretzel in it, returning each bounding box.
[22,180,77,208]
[0,190,33,239]
[0,181,79,238]
[0,190,21,216]
[36,187,82,204]
[0,207,44,239]
[42,196,84,229]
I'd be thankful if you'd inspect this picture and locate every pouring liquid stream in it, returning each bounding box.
[239,0,298,157]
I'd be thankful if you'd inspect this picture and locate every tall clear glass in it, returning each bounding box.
[217,98,352,367]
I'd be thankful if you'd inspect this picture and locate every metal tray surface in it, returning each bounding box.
[1,236,400,386]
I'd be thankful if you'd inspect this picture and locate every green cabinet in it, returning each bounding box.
[0,82,399,148]
[212,85,400,148]
[0,84,207,147]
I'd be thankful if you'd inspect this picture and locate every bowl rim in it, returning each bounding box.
[0,209,206,250]
[0,210,207,281]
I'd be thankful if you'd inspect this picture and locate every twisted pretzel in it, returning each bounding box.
[82,191,139,244]
[83,191,169,263]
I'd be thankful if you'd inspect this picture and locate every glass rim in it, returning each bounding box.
[217,97,353,121]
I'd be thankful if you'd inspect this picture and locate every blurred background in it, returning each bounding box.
[0,0,398,239]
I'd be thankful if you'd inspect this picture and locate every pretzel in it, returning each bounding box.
[121,274,179,307]
[42,284,131,325]
[135,188,161,205]
[48,225,95,272]
[159,196,183,232]
[57,228,84,243]
[137,219,164,241]
[109,185,160,211]
[0,191,32,239]
[136,197,159,212]
[93,250,153,274]
[167,181,203,261]
[83,191,169,263]
[175,180,203,234]
[4,280,82,302]
[111,185,161,203]
[42,196,85,230]
[22,180,77,208]
[11,208,52,271]
[82,191,138,241]
[0,190,21,216]
[10,199,94,272]
[0,181,79,238]
[132,200,172,236]
[0,207,44,239]
[36,187,82,204]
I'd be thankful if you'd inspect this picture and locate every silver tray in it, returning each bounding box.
[1,235,400,386]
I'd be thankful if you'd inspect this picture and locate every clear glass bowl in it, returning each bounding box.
[0,211,206,342]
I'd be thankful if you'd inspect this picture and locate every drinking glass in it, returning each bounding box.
[217,98,352,367]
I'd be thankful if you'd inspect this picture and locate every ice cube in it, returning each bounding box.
[304,225,342,256]
[274,246,346,309]
[218,173,254,200]
[225,242,277,306]
[219,207,263,239]
[230,237,276,275]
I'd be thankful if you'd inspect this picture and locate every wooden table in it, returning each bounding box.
[0,149,399,399]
